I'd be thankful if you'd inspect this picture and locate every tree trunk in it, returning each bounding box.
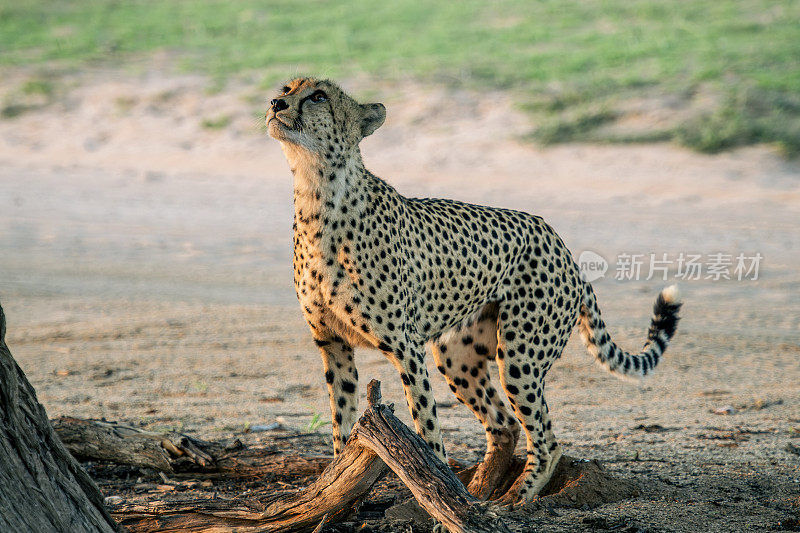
[0,302,120,533]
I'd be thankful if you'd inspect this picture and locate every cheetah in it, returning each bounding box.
[266,77,682,504]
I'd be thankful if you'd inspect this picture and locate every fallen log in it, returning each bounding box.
[52,417,215,473]
[52,417,331,479]
[104,380,510,533]
[113,438,386,533]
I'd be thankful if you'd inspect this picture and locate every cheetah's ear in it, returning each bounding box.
[359,103,386,138]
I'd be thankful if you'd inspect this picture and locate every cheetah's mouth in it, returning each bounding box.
[267,115,295,130]
[267,115,300,141]
[267,113,313,147]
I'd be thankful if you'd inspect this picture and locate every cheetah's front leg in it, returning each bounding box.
[314,336,358,455]
[380,341,447,461]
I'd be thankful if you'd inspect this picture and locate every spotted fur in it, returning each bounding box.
[267,77,683,504]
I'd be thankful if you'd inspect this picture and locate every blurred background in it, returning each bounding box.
[0,3,799,529]
[2,1,799,152]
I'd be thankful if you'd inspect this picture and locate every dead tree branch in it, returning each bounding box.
[106,380,509,533]
[52,417,331,480]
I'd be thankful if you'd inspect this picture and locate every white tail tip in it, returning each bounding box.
[661,284,681,305]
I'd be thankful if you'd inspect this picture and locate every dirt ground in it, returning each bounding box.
[0,70,799,532]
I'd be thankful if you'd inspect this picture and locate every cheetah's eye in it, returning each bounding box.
[280,86,291,95]
[310,91,328,103]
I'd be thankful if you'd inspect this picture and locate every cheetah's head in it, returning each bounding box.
[267,77,385,155]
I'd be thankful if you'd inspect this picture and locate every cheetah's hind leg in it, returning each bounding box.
[431,312,519,500]
[493,294,573,506]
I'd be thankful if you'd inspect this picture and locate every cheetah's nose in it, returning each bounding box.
[271,98,289,112]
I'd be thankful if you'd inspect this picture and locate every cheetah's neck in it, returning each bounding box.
[282,143,367,249]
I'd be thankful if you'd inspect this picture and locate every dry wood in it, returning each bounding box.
[352,383,511,533]
[0,302,121,533]
[107,380,510,533]
[114,439,386,533]
[109,385,389,532]
[52,417,331,479]
[53,417,215,473]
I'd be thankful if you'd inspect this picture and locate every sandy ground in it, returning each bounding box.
[1,70,799,531]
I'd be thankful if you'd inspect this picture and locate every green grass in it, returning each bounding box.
[304,411,330,433]
[0,74,57,118]
[676,87,800,156]
[528,107,619,145]
[1,0,798,154]
[20,78,54,96]
[201,114,232,130]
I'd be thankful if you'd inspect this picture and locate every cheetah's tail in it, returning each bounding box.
[578,283,682,379]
